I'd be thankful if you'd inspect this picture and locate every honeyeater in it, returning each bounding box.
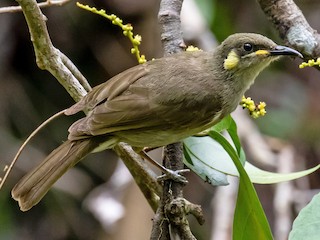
[12,33,302,211]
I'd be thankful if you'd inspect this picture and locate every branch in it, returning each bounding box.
[158,0,186,55]
[16,0,89,101]
[0,0,72,14]
[150,0,203,239]
[165,198,205,239]
[151,143,187,239]
[114,143,161,212]
[257,0,320,58]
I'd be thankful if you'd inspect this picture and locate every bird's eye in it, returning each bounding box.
[243,43,253,52]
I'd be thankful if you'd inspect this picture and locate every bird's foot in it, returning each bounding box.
[135,149,189,184]
[157,168,189,184]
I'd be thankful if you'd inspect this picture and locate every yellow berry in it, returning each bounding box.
[123,24,133,31]
[249,105,256,112]
[116,17,123,24]
[260,110,266,115]
[134,35,142,42]
[258,102,266,109]
[186,45,202,52]
[139,55,147,64]
[252,112,259,119]
[133,35,142,45]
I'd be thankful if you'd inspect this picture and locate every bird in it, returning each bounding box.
[11,33,302,211]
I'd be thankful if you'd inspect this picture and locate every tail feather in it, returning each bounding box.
[12,138,103,211]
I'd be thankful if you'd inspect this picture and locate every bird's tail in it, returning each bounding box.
[12,137,108,211]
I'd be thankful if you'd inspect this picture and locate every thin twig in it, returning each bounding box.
[0,0,72,14]
[60,51,92,92]
[16,0,88,101]
[0,110,66,190]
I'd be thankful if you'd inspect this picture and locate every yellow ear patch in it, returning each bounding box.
[255,50,270,56]
[224,50,239,70]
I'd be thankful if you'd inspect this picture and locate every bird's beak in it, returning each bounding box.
[254,45,303,59]
[269,45,303,58]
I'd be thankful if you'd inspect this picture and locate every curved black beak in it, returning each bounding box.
[270,45,303,58]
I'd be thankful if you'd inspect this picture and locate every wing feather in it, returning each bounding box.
[65,64,149,115]
[67,51,224,142]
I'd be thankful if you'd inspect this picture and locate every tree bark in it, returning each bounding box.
[257,0,320,58]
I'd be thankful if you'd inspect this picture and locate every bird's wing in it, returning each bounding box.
[65,64,149,115]
[67,52,223,140]
[68,86,158,139]
[68,84,222,141]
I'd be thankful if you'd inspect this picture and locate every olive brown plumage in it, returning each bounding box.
[12,33,302,211]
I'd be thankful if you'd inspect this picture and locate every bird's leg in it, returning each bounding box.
[134,148,189,184]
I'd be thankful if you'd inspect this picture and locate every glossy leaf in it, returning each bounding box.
[227,117,246,163]
[183,141,229,185]
[209,131,273,240]
[210,114,232,133]
[183,136,319,184]
[245,163,320,184]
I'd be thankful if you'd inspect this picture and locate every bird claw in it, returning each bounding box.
[157,168,189,184]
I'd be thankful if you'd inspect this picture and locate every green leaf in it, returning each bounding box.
[226,117,246,163]
[183,141,229,186]
[245,163,320,184]
[209,131,273,240]
[183,144,194,165]
[210,114,232,132]
[289,192,320,240]
[183,136,320,184]
[183,115,319,240]
[183,136,236,176]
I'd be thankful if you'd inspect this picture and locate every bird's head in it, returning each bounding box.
[217,33,302,80]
